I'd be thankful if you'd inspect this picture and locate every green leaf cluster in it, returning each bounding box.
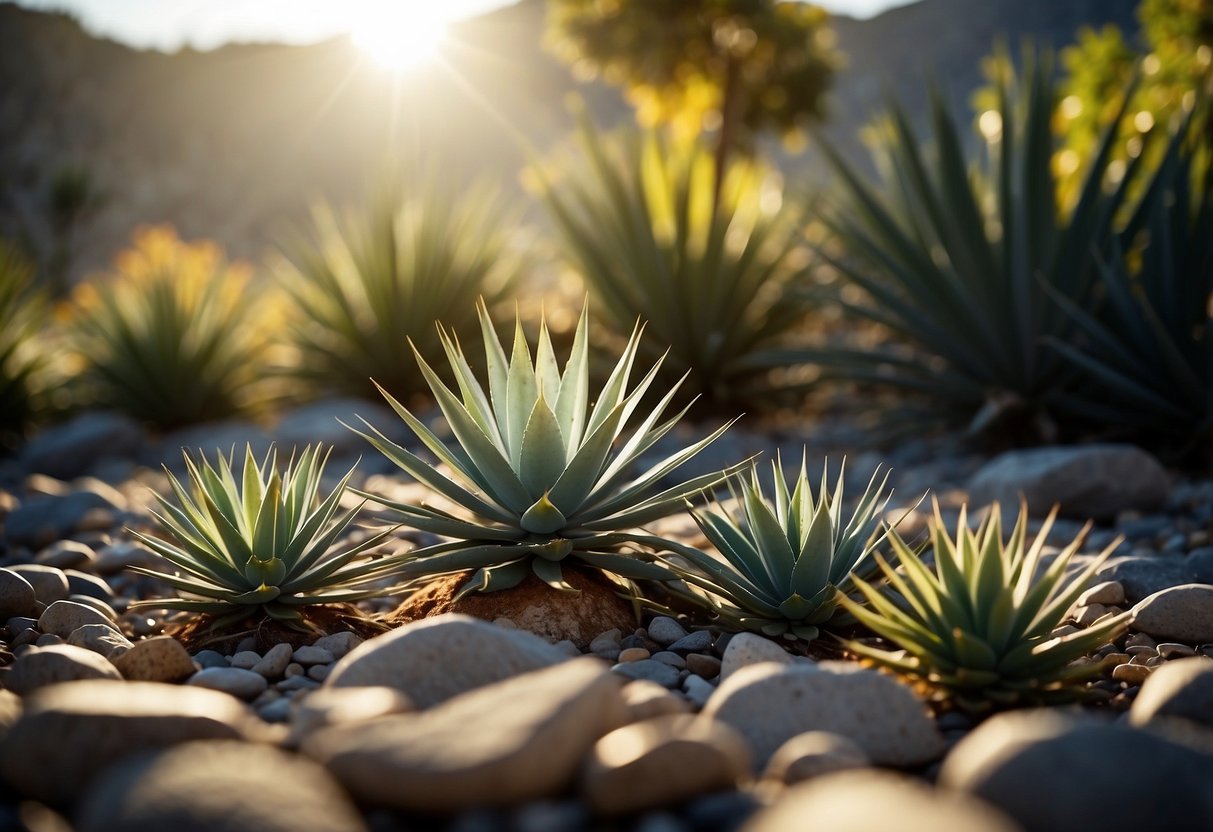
[840,502,1129,712]
[351,301,746,597]
[129,445,400,629]
[0,243,48,449]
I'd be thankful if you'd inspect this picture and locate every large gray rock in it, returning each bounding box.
[76,741,367,832]
[742,770,1019,832]
[325,613,570,708]
[305,657,627,811]
[0,568,38,619]
[702,662,945,768]
[21,412,144,479]
[581,715,752,815]
[5,644,123,695]
[0,680,263,804]
[967,444,1169,519]
[1131,584,1213,643]
[1098,556,1199,603]
[939,710,1213,832]
[1129,657,1213,730]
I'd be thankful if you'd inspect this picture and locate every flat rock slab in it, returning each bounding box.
[703,662,945,768]
[305,657,627,811]
[324,613,571,708]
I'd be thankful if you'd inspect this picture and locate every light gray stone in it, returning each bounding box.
[1129,657,1213,729]
[1131,584,1213,643]
[305,658,627,811]
[703,662,945,768]
[581,715,752,815]
[77,740,367,832]
[292,645,334,665]
[113,636,198,683]
[0,680,262,804]
[187,667,269,701]
[939,710,1213,832]
[66,623,132,660]
[611,659,682,688]
[311,631,362,659]
[967,444,1170,519]
[6,564,69,605]
[325,613,570,708]
[251,643,293,679]
[744,770,1019,832]
[5,644,123,695]
[37,599,114,638]
[761,731,870,785]
[229,650,261,670]
[647,617,689,647]
[0,568,38,619]
[720,633,796,682]
[668,631,714,653]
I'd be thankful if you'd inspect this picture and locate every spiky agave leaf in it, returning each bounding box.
[649,455,894,641]
[128,445,401,630]
[838,501,1129,712]
[352,301,746,597]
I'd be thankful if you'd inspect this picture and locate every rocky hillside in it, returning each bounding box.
[0,0,1137,284]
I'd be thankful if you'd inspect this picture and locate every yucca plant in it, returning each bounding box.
[68,226,272,429]
[277,179,523,402]
[0,242,48,449]
[810,48,1139,438]
[648,456,894,641]
[538,117,817,410]
[351,301,745,597]
[128,445,401,630]
[1049,117,1213,464]
[838,502,1130,712]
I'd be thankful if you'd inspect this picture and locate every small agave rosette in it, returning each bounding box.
[649,456,894,641]
[352,301,746,597]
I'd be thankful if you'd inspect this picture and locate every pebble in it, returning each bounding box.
[618,647,651,662]
[37,599,115,638]
[620,680,692,721]
[5,643,123,695]
[6,564,69,605]
[686,653,722,679]
[580,715,751,815]
[589,628,622,659]
[611,659,683,688]
[761,731,870,784]
[667,631,714,654]
[719,632,796,681]
[252,643,294,679]
[35,539,96,569]
[311,631,363,659]
[64,569,114,602]
[1131,584,1213,643]
[647,617,689,646]
[66,623,133,659]
[0,568,38,619]
[1111,663,1152,685]
[187,666,270,700]
[293,645,335,665]
[230,650,261,669]
[682,675,716,709]
[192,649,230,669]
[114,636,198,682]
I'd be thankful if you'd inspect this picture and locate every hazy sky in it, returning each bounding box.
[12,0,917,52]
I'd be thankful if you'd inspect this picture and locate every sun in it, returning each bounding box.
[349,1,449,72]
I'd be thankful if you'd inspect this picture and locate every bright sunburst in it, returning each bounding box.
[349,1,449,72]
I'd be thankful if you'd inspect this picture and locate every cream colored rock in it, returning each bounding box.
[621,679,693,721]
[287,685,414,746]
[1131,584,1213,643]
[581,714,752,814]
[112,636,198,683]
[1129,657,1213,730]
[305,657,627,810]
[719,633,796,682]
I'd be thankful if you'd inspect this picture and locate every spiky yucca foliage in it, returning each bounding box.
[277,181,523,401]
[68,226,272,429]
[1049,119,1213,463]
[353,302,744,597]
[839,502,1129,712]
[539,119,816,410]
[0,243,47,448]
[129,445,400,630]
[652,457,893,641]
[814,49,1138,438]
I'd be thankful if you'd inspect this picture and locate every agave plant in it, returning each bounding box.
[277,178,523,402]
[128,445,400,629]
[351,301,745,597]
[838,502,1130,711]
[68,226,272,428]
[0,242,47,449]
[1049,118,1213,464]
[538,117,817,410]
[649,457,894,641]
[809,48,1139,438]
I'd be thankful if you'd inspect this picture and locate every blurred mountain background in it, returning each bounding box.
[0,0,1137,285]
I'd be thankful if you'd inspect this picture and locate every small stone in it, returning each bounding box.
[307,664,332,683]
[285,663,304,677]
[188,667,269,700]
[681,675,716,709]
[1126,632,1158,649]
[35,633,64,647]
[1157,643,1197,659]
[1073,604,1107,627]
[1130,657,1213,729]
[114,636,198,683]
[35,540,96,570]
[311,631,363,660]
[230,650,262,670]
[6,643,123,695]
[651,651,686,668]
[761,731,870,784]
[65,570,114,603]
[686,653,722,679]
[0,569,38,620]
[551,640,582,659]
[611,659,682,688]
[6,565,69,605]
[618,647,651,663]
[667,631,714,654]
[720,632,795,681]
[1132,584,1213,643]
[192,650,230,669]
[1078,581,1126,607]
[621,680,691,721]
[292,645,335,665]
[66,623,132,660]
[252,643,293,679]
[37,599,115,638]
[258,697,294,724]
[1112,663,1152,685]
[647,617,689,647]
[581,715,751,815]
[76,740,367,832]
[589,629,622,657]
